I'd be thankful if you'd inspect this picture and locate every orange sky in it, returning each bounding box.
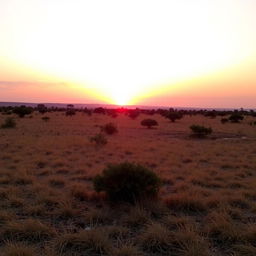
[0,0,256,108]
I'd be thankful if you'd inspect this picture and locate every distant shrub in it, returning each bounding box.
[128,110,140,119]
[205,111,217,119]
[83,108,92,116]
[2,111,12,115]
[101,123,118,135]
[166,111,183,122]
[93,162,161,203]
[37,104,47,114]
[13,105,33,118]
[90,133,107,146]
[221,118,229,124]
[1,117,16,128]
[141,119,158,129]
[190,125,212,137]
[65,109,76,116]
[229,113,244,123]
[94,107,105,114]
[42,116,50,122]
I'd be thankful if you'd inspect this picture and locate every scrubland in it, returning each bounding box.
[0,110,256,256]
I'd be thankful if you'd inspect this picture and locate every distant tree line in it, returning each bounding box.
[0,104,255,122]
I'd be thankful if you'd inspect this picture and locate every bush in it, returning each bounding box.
[190,125,212,137]
[128,110,140,119]
[221,118,229,124]
[13,105,33,118]
[42,116,50,122]
[166,111,183,122]
[101,123,118,135]
[141,119,158,129]
[37,104,47,114]
[1,117,16,128]
[65,109,76,116]
[93,162,161,203]
[229,113,244,123]
[90,133,107,146]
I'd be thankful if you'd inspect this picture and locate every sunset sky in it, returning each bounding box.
[0,0,255,108]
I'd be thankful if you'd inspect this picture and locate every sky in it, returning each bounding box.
[0,0,256,108]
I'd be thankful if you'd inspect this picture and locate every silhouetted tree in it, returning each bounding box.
[141,119,158,129]
[166,111,183,122]
[13,105,33,118]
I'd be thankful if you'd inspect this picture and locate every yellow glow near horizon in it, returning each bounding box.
[0,0,256,106]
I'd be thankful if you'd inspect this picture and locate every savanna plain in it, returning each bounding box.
[0,108,256,256]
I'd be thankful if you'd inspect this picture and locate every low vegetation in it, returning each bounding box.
[93,162,161,203]
[1,117,16,128]
[190,125,213,137]
[0,105,255,255]
[42,116,50,122]
[90,133,108,146]
[229,113,244,123]
[101,122,118,135]
[13,105,33,118]
[141,118,158,129]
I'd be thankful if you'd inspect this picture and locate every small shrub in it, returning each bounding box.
[65,109,76,116]
[141,119,158,129]
[1,117,16,128]
[90,133,107,146]
[42,116,50,122]
[128,110,140,119]
[229,113,244,123]
[190,125,212,137]
[166,111,183,122]
[93,162,161,203]
[101,123,118,135]
[221,118,229,124]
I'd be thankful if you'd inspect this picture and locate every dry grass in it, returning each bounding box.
[54,228,113,255]
[2,242,36,256]
[1,219,56,242]
[0,112,256,255]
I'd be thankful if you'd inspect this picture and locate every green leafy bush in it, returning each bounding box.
[141,119,158,129]
[1,117,16,128]
[90,133,107,146]
[190,125,212,137]
[93,162,161,203]
[101,123,118,135]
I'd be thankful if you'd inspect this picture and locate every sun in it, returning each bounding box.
[110,89,132,106]
[114,95,129,106]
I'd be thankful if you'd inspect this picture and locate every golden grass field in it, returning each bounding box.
[0,111,256,256]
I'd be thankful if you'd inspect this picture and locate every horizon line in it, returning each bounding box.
[0,101,254,111]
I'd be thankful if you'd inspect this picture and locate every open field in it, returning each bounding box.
[0,110,256,256]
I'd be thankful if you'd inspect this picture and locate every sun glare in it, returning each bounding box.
[2,0,255,105]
